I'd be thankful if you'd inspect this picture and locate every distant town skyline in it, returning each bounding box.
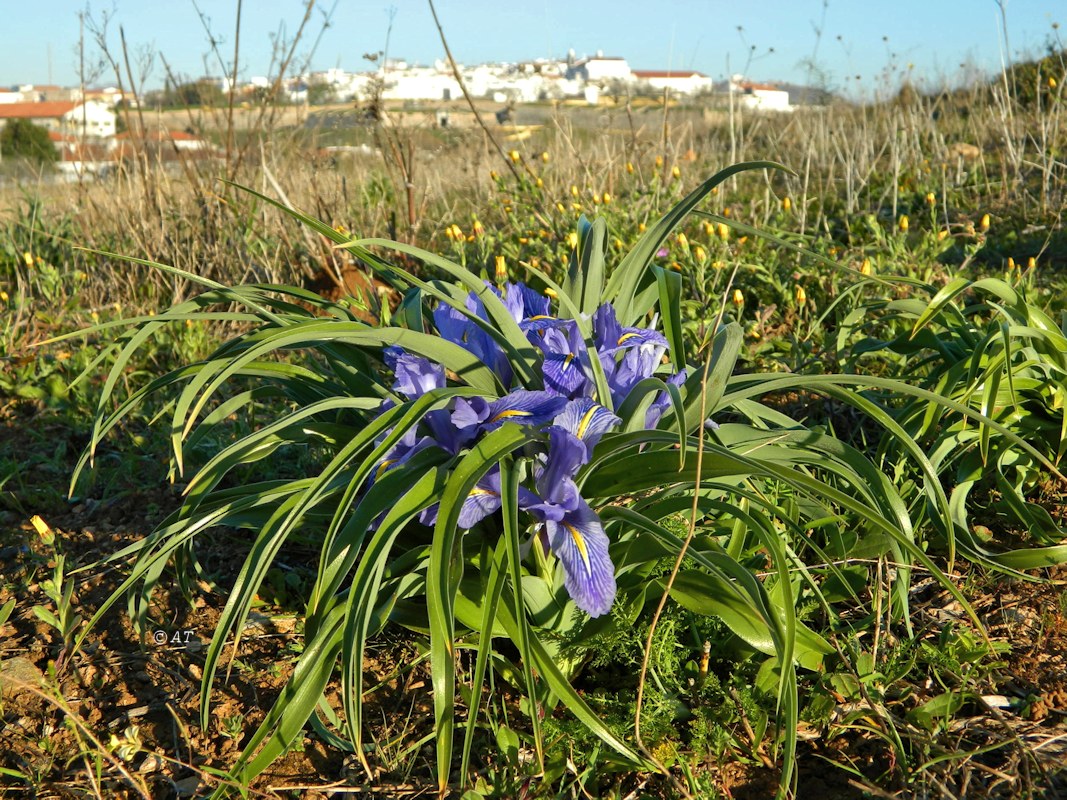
[2,1,1063,98]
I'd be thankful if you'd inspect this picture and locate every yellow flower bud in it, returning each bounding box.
[451,224,463,240]
[23,251,33,268]
[703,221,714,237]
[1007,256,1016,271]
[508,149,521,163]
[1050,76,1058,89]
[592,193,601,205]
[495,255,507,280]
[898,215,909,232]
[0,290,8,303]
[795,285,807,305]
[544,287,558,298]
[938,229,949,240]
[472,219,485,237]
[980,213,990,232]
[693,245,707,262]
[1028,256,1037,270]
[626,161,634,174]
[567,231,579,248]
[717,222,730,241]
[926,192,936,206]
[782,196,792,212]
[638,223,647,233]
[570,184,580,198]
[722,206,730,217]
[676,232,689,249]
[541,151,550,163]
[732,289,744,307]
[602,192,611,204]
[445,225,455,240]
[671,165,681,179]
[860,258,872,276]
[489,170,499,180]
[654,155,664,169]
[535,177,543,188]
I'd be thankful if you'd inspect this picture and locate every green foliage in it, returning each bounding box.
[0,119,57,164]
[62,160,1067,800]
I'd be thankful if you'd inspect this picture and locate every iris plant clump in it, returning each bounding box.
[375,281,683,616]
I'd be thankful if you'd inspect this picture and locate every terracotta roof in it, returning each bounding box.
[633,70,708,79]
[0,101,78,119]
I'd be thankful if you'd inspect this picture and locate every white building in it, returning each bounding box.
[632,70,713,96]
[0,99,117,138]
[568,53,632,84]
[729,77,792,112]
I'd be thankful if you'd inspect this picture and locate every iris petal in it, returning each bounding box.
[545,498,616,617]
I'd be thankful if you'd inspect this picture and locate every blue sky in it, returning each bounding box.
[3,1,1062,97]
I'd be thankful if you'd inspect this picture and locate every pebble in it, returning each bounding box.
[0,657,44,697]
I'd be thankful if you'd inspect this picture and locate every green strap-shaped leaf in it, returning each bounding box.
[606,161,790,325]
[426,425,540,792]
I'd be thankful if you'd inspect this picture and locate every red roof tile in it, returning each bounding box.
[0,101,78,119]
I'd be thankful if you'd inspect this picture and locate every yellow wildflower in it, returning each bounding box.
[1007,257,1016,271]
[703,221,714,237]
[860,258,872,276]
[1050,76,1058,89]
[544,287,558,298]
[495,255,507,280]
[567,231,579,249]
[732,289,744,307]
[472,219,485,237]
[541,151,550,163]
[676,232,689,249]
[1028,256,1037,270]
[782,196,792,212]
[654,155,664,169]
[23,251,33,268]
[898,215,909,232]
[671,165,681,179]
[938,229,949,241]
[979,213,990,232]
[508,149,521,163]
[602,192,611,204]
[570,184,580,198]
[535,177,543,188]
[626,161,634,174]
[717,222,730,241]
[926,192,936,206]
[490,170,499,180]
[693,245,707,262]
[795,285,807,305]
[592,193,601,205]
[0,290,8,303]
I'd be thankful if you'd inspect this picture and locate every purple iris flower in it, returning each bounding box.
[384,346,446,399]
[645,369,688,429]
[432,296,514,388]
[525,427,617,617]
[553,397,621,458]
[451,390,567,434]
